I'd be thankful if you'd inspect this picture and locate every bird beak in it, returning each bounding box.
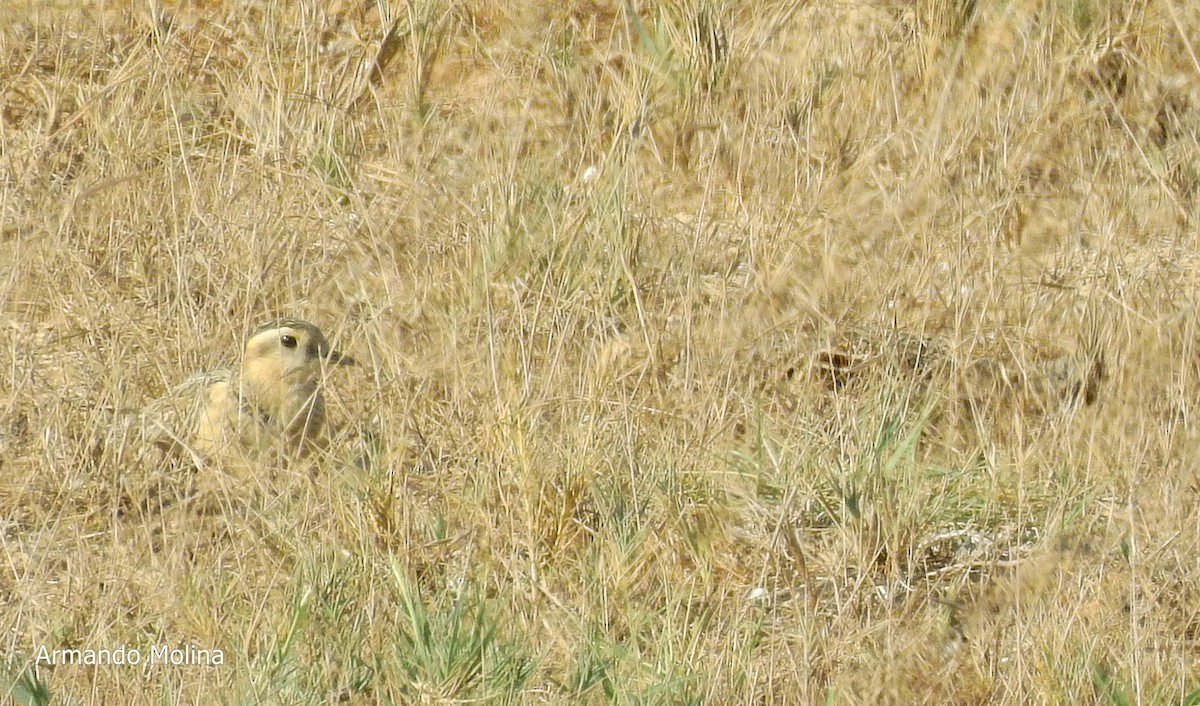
[324,348,356,367]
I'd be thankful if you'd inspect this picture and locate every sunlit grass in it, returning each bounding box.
[2,0,1199,703]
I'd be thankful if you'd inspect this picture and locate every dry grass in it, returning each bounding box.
[2,0,1200,703]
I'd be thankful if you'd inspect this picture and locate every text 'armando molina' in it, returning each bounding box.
[36,643,224,667]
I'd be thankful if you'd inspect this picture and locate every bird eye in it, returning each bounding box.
[280,335,298,349]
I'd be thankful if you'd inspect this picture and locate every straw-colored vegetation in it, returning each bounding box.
[2,0,1199,703]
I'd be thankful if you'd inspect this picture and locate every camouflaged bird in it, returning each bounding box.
[140,318,355,462]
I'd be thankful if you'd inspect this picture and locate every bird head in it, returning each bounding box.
[242,318,355,394]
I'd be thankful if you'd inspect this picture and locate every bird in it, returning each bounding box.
[139,318,355,463]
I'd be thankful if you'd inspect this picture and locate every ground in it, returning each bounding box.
[1,0,1199,703]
